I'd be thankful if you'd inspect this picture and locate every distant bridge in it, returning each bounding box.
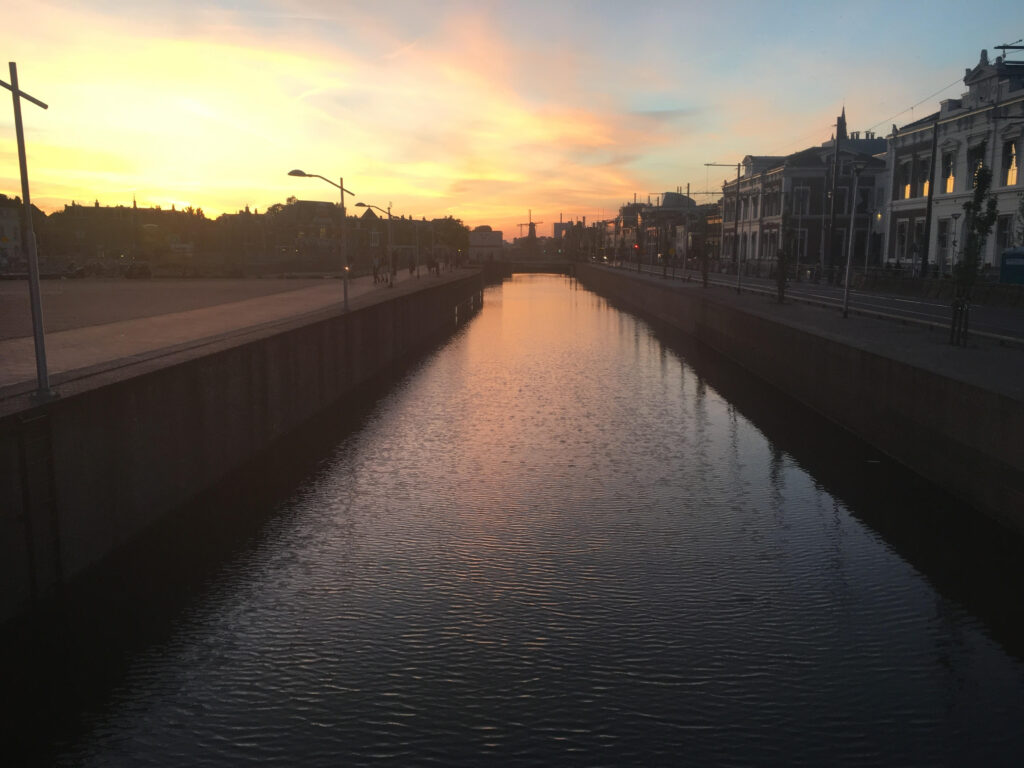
[481,260,575,280]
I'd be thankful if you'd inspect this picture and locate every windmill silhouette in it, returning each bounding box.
[517,209,544,239]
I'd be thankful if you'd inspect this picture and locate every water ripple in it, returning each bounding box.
[54,275,1024,768]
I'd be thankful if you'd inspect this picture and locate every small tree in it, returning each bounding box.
[954,163,999,299]
[950,153,998,344]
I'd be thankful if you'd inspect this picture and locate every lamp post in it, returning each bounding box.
[355,202,393,286]
[841,158,868,318]
[288,169,354,311]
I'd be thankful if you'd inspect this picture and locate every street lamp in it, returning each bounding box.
[842,158,868,318]
[867,209,882,276]
[355,201,393,287]
[288,169,354,311]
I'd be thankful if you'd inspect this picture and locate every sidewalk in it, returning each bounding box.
[600,264,1024,402]
[0,268,464,404]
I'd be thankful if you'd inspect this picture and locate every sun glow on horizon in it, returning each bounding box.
[3,0,1018,238]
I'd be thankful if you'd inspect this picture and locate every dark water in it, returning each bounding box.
[12,274,1024,766]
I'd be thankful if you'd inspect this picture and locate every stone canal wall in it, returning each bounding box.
[0,273,483,621]
[575,263,1024,534]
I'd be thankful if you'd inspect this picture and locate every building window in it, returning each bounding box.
[937,219,950,270]
[913,219,926,265]
[855,187,871,213]
[370,231,380,247]
[918,156,931,198]
[967,144,986,187]
[793,186,810,216]
[900,160,913,199]
[942,151,956,193]
[896,220,908,263]
[1004,139,1019,186]
[997,215,1014,252]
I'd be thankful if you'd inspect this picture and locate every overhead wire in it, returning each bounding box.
[865,76,963,134]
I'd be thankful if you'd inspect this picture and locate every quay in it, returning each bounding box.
[0,269,483,621]
[576,262,1024,535]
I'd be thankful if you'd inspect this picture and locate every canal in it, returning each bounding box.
[12,274,1024,765]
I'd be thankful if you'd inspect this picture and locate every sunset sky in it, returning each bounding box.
[3,0,1021,239]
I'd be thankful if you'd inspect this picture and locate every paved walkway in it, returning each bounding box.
[0,268,464,405]
[595,264,1024,402]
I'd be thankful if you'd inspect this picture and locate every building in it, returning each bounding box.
[468,225,503,262]
[885,49,1024,275]
[721,120,886,278]
[0,195,23,271]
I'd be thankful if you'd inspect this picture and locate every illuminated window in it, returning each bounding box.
[899,160,913,199]
[918,156,930,198]
[942,151,955,193]
[1004,140,1019,186]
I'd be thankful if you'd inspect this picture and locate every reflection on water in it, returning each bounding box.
[10,274,1024,766]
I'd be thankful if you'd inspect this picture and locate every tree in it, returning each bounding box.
[432,216,470,265]
[950,151,998,345]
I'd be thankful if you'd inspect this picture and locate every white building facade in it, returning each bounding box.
[885,50,1024,274]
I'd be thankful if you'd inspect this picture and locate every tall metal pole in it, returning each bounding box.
[5,63,53,399]
[827,112,844,284]
[339,177,349,312]
[920,120,939,280]
[387,204,393,287]
[842,165,863,318]
[734,163,742,293]
[287,169,353,310]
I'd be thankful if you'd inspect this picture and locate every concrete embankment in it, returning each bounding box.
[576,263,1024,534]
[0,272,483,621]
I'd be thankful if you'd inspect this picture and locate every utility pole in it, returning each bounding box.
[1,62,53,400]
[827,108,846,284]
[706,161,742,292]
[921,119,939,279]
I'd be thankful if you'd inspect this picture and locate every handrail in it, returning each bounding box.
[610,263,1024,349]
